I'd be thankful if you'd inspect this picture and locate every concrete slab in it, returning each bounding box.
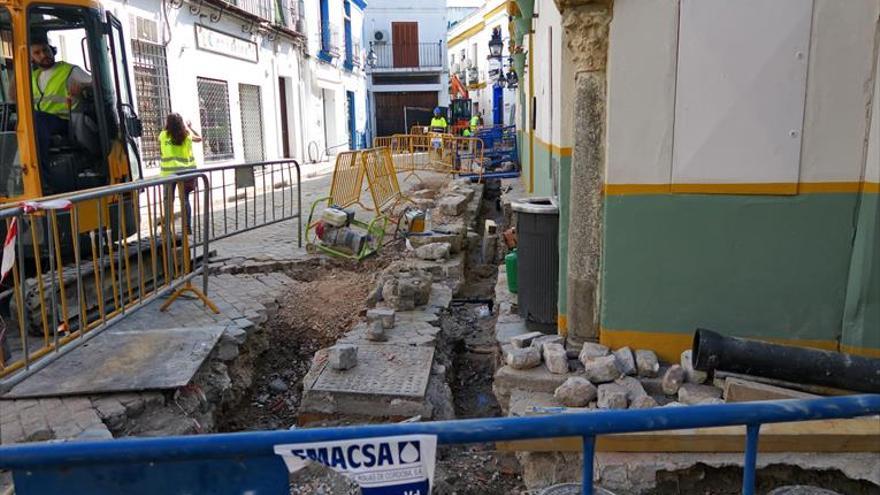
[3,327,225,399]
[308,344,434,398]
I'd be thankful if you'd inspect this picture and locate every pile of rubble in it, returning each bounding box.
[503,333,723,411]
[298,179,485,425]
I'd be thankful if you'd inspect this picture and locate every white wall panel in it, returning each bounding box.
[606,0,679,185]
[867,47,880,185]
[800,0,880,183]
[671,0,812,189]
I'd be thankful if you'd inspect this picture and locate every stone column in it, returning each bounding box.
[556,1,611,347]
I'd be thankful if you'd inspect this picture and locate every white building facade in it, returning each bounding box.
[363,0,448,139]
[446,0,516,128]
[53,0,368,175]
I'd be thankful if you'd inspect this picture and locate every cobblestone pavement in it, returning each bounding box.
[0,269,298,445]
[0,167,343,448]
[0,166,447,448]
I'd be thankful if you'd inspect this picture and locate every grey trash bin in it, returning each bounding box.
[512,197,559,332]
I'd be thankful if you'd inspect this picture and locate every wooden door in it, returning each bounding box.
[374,91,438,136]
[278,77,291,158]
[392,22,419,68]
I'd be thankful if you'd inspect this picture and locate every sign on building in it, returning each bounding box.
[194,24,258,63]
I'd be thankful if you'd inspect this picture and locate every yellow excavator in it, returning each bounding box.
[0,0,141,245]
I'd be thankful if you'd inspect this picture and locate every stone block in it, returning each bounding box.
[678,383,723,405]
[635,349,660,377]
[723,377,819,403]
[91,397,126,423]
[543,343,569,375]
[360,320,384,342]
[494,366,571,411]
[640,376,665,396]
[554,377,597,407]
[506,346,542,370]
[630,396,659,409]
[662,365,686,396]
[597,383,628,409]
[409,232,463,253]
[366,307,396,329]
[531,334,565,353]
[510,330,544,349]
[114,394,147,417]
[615,376,648,402]
[613,347,637,376]
[681,349,707,384]
[221,326,247,346]
[414,242,451,261]
[497,322,533,346]
[582,355,622,383]
[427,283,452,311]
[439,194,468,216]
[579,343,610,362]
[329,345,358,371]
[380,266,432,311]
[216,342,240,361]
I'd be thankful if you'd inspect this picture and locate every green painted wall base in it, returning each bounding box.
[601,191,879,353]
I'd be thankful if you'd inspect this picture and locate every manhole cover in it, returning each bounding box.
[311,344,434,398]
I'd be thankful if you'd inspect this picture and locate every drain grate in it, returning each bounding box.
[311,344,434,398]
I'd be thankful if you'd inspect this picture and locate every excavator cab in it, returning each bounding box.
[0,1,141,251]
[0,2,141,201]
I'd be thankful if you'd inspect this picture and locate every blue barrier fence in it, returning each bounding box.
[1,395,878,494]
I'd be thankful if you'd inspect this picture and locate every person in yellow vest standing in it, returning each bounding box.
[159,113,202,234]
[429,107,447,133]
[469,113,480,136]
[28,32,92,166]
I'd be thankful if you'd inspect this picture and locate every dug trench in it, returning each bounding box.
[215,181,528,494]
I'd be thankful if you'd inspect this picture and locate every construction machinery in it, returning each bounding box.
[449,73,472,134]
[0,0,142,241]
[0,0,145,344]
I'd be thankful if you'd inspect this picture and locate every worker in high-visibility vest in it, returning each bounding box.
[159,113,202,234]
[429,108,448,133]
[27,32,92,166]
[469,113,480,135]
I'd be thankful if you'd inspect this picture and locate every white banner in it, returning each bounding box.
[274,434,437,495]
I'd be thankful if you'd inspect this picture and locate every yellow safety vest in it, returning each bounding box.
[158,130,196,176]
[469,115,479,132]
[462,128,472,137]
[430,117,447,132]
[31,62,74,119]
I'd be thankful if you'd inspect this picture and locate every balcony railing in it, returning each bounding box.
[214,0,304,33]
[369,42,444,70]
[321,25,341,57]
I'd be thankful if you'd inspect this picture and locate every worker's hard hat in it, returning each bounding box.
[434,107,441,116]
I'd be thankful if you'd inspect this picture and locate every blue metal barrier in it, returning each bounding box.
[1,395,878,494]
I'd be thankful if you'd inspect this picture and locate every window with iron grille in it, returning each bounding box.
[238,83,265,162]
[197,78,234,161]
[131,39,172,169]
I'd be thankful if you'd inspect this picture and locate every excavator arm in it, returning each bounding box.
[450,73,469,100]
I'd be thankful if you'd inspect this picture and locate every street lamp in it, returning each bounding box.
[488,29,503,58]
[488,28,504,126]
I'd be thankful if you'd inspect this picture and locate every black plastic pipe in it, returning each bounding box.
[692,328,880,394]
